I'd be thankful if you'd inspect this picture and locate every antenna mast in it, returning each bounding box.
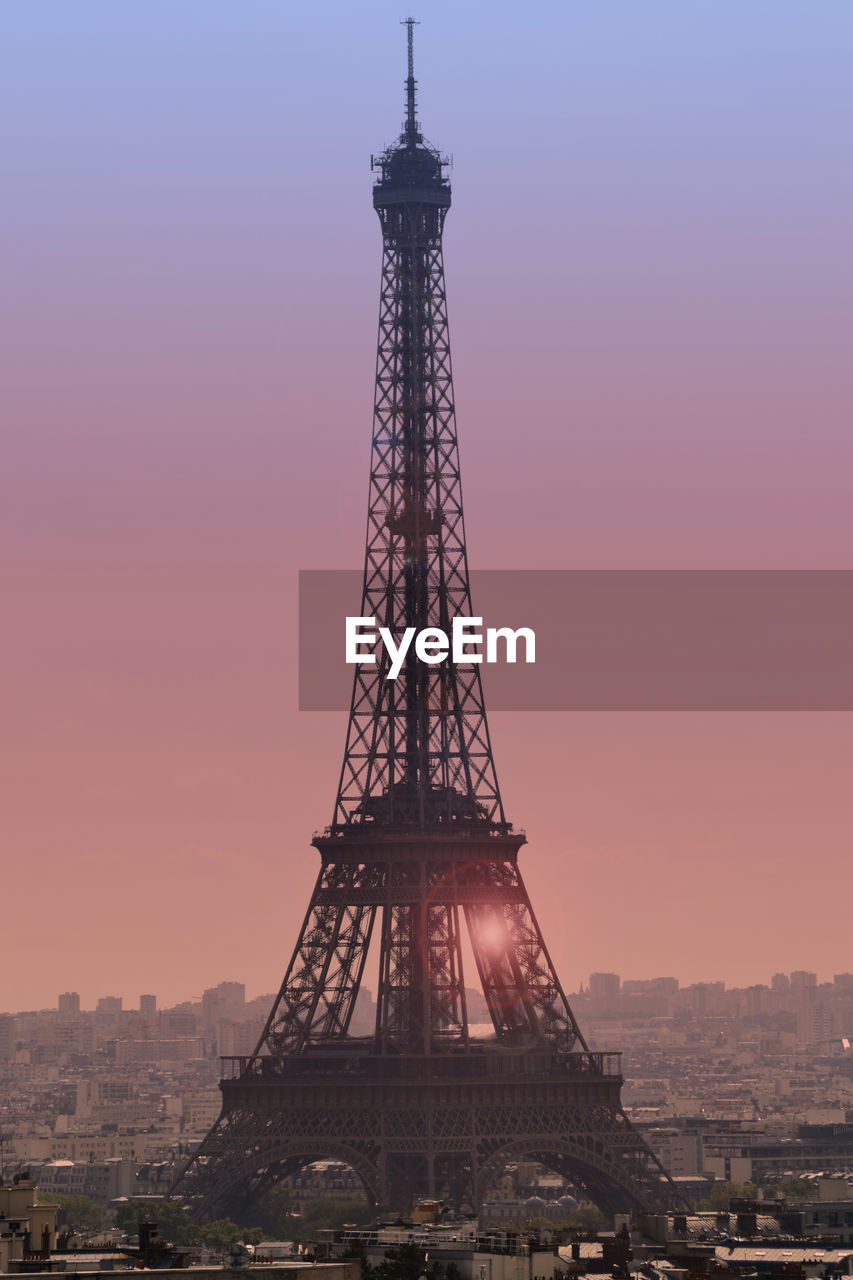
[402,17,419,138]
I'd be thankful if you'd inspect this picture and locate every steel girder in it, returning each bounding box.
[334,186,503,831]
[171,1066,683,1221]
[255,839,588,1057]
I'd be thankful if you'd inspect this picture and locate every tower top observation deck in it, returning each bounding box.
[372,18,450,209]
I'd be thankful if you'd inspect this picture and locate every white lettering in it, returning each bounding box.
[485,626,536,664]
[378,625,417,680]
[346,616,377,664]
[415,627,450,664]
[452,616,483,663]
[345,616,536,676]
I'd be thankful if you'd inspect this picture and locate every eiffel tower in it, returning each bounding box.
[173,22,682,1221]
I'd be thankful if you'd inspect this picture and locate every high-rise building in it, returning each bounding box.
[589,973,621,1000]
[0,1015,14,1062]
[622,977,679,995]
[201,982,245,1032]
[58,992,80,1016]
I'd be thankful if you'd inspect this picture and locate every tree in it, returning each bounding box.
[778,1178,816,1202]
[114,1201,198,1245]
[50,1194,106,1234]
[293,1198,373,1239]
[341,1239,374,1276]
[199,1219,265,1247]
[373,1242,428,1280]
[113,1200,265,1248]
[700,1181,758,1211]
[233,1185,298,1239]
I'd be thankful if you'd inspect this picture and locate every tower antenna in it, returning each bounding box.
[402,16,419,137]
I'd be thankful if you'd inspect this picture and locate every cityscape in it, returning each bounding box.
[4,967,853,1192]
[3,3,850,1280]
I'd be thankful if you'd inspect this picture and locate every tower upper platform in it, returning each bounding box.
[372,19,450,213]
[372,136,450,207]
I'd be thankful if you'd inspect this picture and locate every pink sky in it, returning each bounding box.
[2,3,851,1011]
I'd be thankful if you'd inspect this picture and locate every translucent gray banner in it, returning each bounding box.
[298,570,853,711]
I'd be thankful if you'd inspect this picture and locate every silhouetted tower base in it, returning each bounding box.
[171,23,683,1222]
[190,1053,667,1218]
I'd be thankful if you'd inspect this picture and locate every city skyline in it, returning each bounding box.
[3,2,852,1012]
[5,966,852,1017]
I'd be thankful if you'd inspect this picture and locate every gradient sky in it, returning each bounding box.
[2,2,852,1012]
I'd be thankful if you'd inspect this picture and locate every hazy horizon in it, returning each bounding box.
[5,964,847,1017]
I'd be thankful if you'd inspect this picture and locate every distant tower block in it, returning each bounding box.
[171,23,684,1220]
[589,973,621,1001]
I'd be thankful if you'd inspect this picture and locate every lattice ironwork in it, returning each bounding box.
[332,28,501,833]
[257,839,588,1056]
[171,23,685,1223]
[173,1055,681,1220]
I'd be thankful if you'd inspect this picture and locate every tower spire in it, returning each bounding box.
[403,16,419,139]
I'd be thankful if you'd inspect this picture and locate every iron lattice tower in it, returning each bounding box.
[173,23,682,1219]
